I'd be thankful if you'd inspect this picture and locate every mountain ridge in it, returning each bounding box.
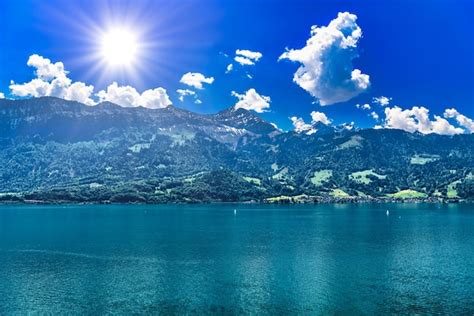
[0,97,472,203]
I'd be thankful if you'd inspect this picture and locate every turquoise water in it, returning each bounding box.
[0,203,473,314]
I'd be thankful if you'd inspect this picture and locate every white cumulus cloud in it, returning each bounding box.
[310,111,332,125]
[383,106,464,135]
[231,88,270,113]
[290,111,332,134]
[444,108,474,133]
[290,116,316,135]
[0,92,5,99]
[9,54,174,109]
[225,64,233,73]
[279,12,370,105]
[234,49,262,66]
[9,54,95,105]
[373,96,392,106]
[140,88,172,109]
[27,54,67,81]
[180,72,214,89]
[97,82,171,109]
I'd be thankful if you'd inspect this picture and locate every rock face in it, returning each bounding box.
[0,97,473,203]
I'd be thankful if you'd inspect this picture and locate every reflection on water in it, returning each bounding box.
[0,203,473,314]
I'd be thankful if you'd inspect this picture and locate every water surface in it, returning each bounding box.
[0,203,473,314]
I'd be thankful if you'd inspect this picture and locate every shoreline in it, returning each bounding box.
[0,196,469,205]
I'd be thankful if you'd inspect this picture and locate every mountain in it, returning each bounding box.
[0,97,472,203]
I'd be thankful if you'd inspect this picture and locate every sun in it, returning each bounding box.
[100,28,139,66]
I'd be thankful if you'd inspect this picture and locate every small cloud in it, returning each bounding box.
[373,96,392,106]
[231,88,270,113]
[246,74,253,79]
[225,64,233,73]
[370,111,379,120]
[180,72,214,89]
[356,103,371,110]
[234,49,262,66]
[279,12,370,105]
[290,116,316,135]
[176,89,196,102]
[234,56,255,66]
[382,106,464,135]
[290,111,332,134]
[341,122,355,130]
[0,92,4,99]
[444,108,474,133]
[97,82,171,109]
[310,111,332,125]
[236,49,262,61]
[176,88,203,105]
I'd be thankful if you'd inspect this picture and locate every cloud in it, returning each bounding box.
[234,56,255,66]
[97,82,171,109]
[180,72,214,89]
[373,96,392,106]
[9,54,95,105]
[383,106,464,135]
[231,88,270,113]
[356,103,371,110]
[64,82,95,105]
[310,111,331,125]
[279,12,370,105]
[176,89,196,102]
[0,92,4,99]
[370,111,379,120]
[290,111,332,134]
[9,54,174,109]
[27,54,67,81]
[290,116,316,134]
[234,49,262,66]
[225,64,233,73]
[236,49,262,61]
[140,88,172,109]
[444,108,474,133]
[177,89,203,104]
[341,122,355,130]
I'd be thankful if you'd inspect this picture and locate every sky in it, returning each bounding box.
[0,0,473,134]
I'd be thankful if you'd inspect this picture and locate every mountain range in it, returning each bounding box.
[0,97,472,203]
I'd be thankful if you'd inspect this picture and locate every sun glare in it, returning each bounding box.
[100,28,139,66]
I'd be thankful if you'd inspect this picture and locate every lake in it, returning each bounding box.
[0,203,473,314]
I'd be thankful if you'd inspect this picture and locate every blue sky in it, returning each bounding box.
[0,0,473,132]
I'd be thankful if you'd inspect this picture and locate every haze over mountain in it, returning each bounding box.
[0,97,472,203]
